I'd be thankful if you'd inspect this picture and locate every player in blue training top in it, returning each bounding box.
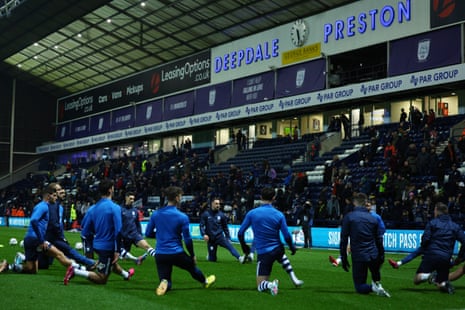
[6,184,79,274]
[145,186,216,296]
[340,192,390,297]
[238,187,303,296]
[200,198,244,262]
[64,179,134,285]
[119,191,155,264]
[34,182,96,270]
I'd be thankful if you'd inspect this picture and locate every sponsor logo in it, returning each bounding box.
[417,39,430,62]
[432,0,456,18]
[151,72,161,95]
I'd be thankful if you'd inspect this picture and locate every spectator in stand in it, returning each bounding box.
[384,141,397,163]
[16,206,25,217]
[416,146,430,176]
[327,194,340,220]
[411,107,423,132]
[66,160,72,173]
[442,139,457,169]
[340,113,351,140]
[327,116,338,132]
[242,132,248,150]
[293,125,300,141]
[457,136,465,162]
[236,129,243,151]
[426,109,436,127]
[308,142,319,161]
[400,108,407,123]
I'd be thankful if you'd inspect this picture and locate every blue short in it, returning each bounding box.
[94,249,114,276]
[121,235,144,251]
[417,255,450,283]
[256,246,285,277]
[24,236,51,262]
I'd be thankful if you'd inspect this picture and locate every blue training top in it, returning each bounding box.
[238,204,292,255]
[120,204,142,239]
[46,201,65,240]
[145,205,194,256]
[81,198,122,252]
[199,209,231,241]
[25,201,50,243]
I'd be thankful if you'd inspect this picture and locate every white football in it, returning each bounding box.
[75,242,83,250]
[9,238,18,246]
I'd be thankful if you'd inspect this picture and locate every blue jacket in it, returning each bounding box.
[199,209,231,242]
[421,214,465,260]
[46,201,65,240]
[340,206,383,262]
[120,204,142,238]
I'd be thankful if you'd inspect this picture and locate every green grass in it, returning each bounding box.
[0,227,464,310]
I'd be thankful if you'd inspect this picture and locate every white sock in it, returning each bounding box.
[124,252,138,261]
[419,273,430,281]
[121,270,129,278]
[74,268,90,278]
[10,263,23,272]
[71,262,81,268]
[289,271,299,283]
[336,258,342,264]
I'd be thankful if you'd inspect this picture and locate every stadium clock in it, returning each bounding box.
[290,19,308,47]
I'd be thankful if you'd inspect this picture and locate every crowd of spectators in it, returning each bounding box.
[1,113,465,230]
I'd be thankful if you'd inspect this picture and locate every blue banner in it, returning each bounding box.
[135,100,163,127]
[276,59,326,98]
[389,25,461,76]
[195,82,231,114]
[89,113,111,135]
[232,71,274,106]
[55,123,70,141]
[70,118,90,139]
[111,106,135,131]
[163,91,195,121]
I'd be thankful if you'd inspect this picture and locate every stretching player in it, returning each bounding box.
[119,192,155,264]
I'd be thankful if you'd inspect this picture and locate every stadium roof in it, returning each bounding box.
[0,0,357,98]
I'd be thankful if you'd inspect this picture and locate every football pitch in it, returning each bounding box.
[0,227,463,310]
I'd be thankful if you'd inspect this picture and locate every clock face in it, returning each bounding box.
[290,19,308,47]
